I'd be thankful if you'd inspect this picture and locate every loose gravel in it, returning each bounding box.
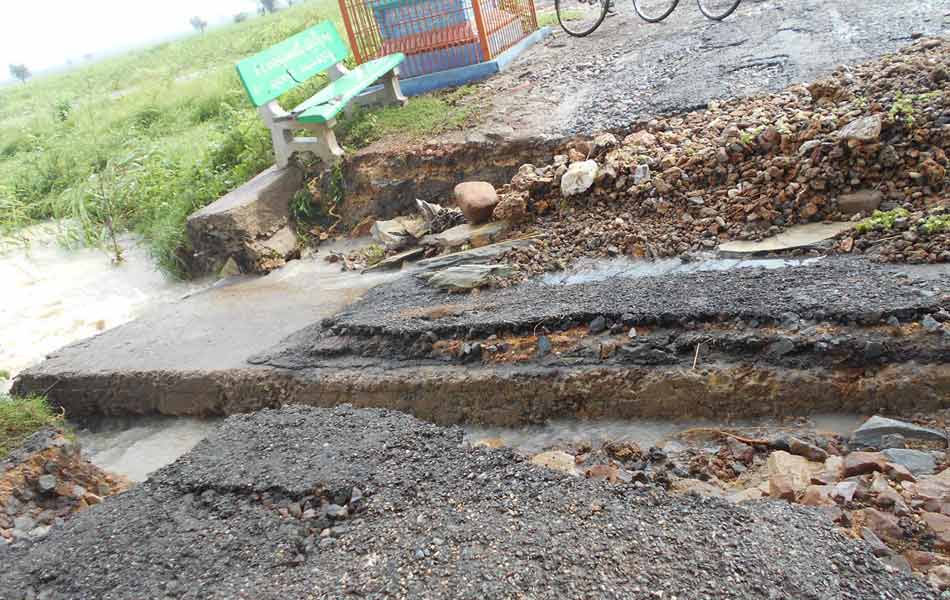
[0,406,939,599]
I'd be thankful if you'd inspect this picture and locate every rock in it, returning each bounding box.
[28,526,51,541]
[623,130,657,148]
[592,133,618,151]
[904,550,936,572]
[454,182,499,225]
[838,190,883,215]
[421,221,509,249]
[531,451,578,476]
[416,199,464,234]
[585,464,620,483]
[362,247,425,272]
[492,191,529,223]
[922,314,942,333]
[788,437,828,462]
[800,485,835,507]
[424,264,512,292]
[881,448,937,476]
[860,527,892,557]
[537,336,552,358]
[561,161,599,197]
[880,434,906,450]
[37,475,57,494]
[767,451,815,497]
[371,217,426,250]
[857,508,903,542]
[843,452,887,477]
[415,239,536,272]
[589,316,607,334]
[923,512,950,549]
[851,416,946,449]
[12,516,34,531]
[833,480,859,503]
[929,566,950,591]
[325,504,348,519]
[837,114,882,143]
[633,164,651,185]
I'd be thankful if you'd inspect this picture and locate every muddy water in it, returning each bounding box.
[0,223,207,392]
[465,414,864,455]
[541,255,822,285]
[76,417,222,482]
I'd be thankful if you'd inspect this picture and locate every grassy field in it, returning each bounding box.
[0,0,474,276]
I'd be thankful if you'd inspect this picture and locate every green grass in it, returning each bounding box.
[0,0,474,277]
[0,395,66,457]
[855,208,910,234]
[537,9,583,27]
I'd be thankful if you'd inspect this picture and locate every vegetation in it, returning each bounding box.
[922,214,950,235]
[0,395,66,457]
[538,9,582,27]
[0,0,474,276]
[8,64,31,84]
[855,208,910,234]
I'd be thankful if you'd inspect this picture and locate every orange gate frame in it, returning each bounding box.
[338,0,538,80]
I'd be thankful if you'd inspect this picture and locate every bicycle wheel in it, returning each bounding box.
[696,0,740,20]
[632,0,679,22]
[555,0,610,37]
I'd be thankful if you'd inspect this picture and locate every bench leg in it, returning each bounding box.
[383,69,408,107]
[299,122,345,166]
[270,127,296,169]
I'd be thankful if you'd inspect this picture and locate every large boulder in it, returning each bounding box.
[837,190,883,215]
[851,416,947,449]
[454,182,499,225]
[561,160,599,197]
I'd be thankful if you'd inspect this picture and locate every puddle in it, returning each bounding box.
[541,255,822,286]
[465,413,864,455]
[0,222,208,391]
[74,416,222,482]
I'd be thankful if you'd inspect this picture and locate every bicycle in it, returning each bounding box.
[555,0,741,38]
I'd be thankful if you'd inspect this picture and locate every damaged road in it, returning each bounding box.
[0,405,939,599]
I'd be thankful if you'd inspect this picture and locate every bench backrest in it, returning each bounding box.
[236,21,349,107]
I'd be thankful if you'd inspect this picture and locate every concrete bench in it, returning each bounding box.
[236,21,407,168]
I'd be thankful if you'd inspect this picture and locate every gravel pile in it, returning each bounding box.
[495,38,950,281]
[0,406,939,599]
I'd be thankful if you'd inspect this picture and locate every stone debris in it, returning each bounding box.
[421,264,512,292]
[1,429,129,546]
[852,416,948,449]
[420,221,509,249]
[490,39,950,282]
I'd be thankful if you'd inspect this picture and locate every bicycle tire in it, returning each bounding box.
[696,0,741,20]
[556,0,610,37]
[632,0,679,23]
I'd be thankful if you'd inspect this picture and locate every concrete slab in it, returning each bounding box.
[718,222,854,254]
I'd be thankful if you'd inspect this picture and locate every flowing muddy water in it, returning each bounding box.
[0,223,207,392]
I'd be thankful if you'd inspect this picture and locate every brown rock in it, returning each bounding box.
[837,114,882,143]
[838,190,883,215]
[904,549,936,572]
[800,485,835,507]
[585,464,620,483]
[492,191,529,223]
[922,512,950,549]
[769,473,797,501]
[623,130,658,148]
[788,437,828,461]
[857,508,903,542]
[454,182,499,225]
[843,452,887,477]
[884,462,916,483]
[930,565,950,591]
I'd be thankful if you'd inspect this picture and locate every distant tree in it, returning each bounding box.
[8,64,31,83]
[233,11,248,23]
[190,16,208,33]
[259,0,277,14]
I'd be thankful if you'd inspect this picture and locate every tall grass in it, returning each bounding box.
[0,1,344,276]
[0,394,66,457]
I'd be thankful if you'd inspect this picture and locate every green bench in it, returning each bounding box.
[236,21,406,168]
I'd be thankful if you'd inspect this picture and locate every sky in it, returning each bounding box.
[1,0,264,74]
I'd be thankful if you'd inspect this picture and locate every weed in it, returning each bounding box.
[890,91,915,125]
[922,214,950,235]
[0,370,9,380]
[538,9,582,27]
[361,244,385,266]
[0,395,67,456]
[855,208,910,234]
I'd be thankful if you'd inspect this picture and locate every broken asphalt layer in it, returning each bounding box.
[0,405,939,599]
[14,256,950,425]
